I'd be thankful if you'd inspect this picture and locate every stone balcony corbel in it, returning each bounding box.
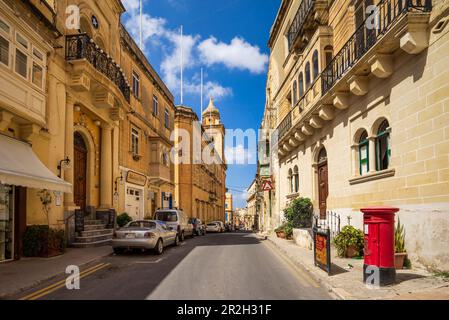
[368,54,394,79]
[309,115,324,129]
[0,110,14,131]
[301,124,314,136]
[333,92,349,110]
[93,88,115,109]
[348,75,369,96]
[288,137,299,148]
[20,124,41,142]
[398,12,431,55]
[110,107,125,121]
[294,131,306,142]
[70,72,91,92]
[278,148,285,157]
[282,143,292,153]
[318,105,335,121]
[314,0,329,25]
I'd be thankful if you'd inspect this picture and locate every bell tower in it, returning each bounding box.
[202,98,225,162]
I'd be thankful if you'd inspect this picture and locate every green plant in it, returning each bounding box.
[283,197,313,229]
[23,225,66,257]
[117,213,133,227]
[395,218,406,254]
[274,224,286,233]
[284,222,294,238]
[333,226,365,258]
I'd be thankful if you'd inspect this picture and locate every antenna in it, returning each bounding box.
[139,0,143,50]
[180,25,184,105]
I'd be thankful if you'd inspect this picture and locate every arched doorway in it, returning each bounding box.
[74,132,88,211]
[317,148,328,219]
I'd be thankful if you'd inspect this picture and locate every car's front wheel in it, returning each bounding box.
[180,231,185,242]
[174,234,180,246]
[154,239,164,255]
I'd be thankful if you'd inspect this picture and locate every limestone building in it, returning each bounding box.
[225,192,234,223]
[174,99,227,223]
[267,0,449,270]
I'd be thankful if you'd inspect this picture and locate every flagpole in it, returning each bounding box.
[139,0,143,50]
[180,25,184,105]
[200,67,203,122]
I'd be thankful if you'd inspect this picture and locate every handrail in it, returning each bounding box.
[287,0,316,51]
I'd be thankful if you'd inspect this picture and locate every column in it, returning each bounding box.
[100,124,113,210]
[368,136,377,173]
[65,94,76,208]
[351,144,360,177]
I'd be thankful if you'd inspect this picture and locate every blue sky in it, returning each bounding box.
[121,0,278,208]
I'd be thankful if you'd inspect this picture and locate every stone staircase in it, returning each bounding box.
[72,219,114,248]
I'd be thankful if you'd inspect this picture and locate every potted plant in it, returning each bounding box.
[395,218,407,270]
[116,212,133,228]
[333,226,365,258]
[283,198,313,229]
[275,225,286,239]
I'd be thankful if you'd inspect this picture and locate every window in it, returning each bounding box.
[292,80,298,106]
[359,131,369,175]
[16,33,28,50]
[293,166,299,193]
[324,46,333,68]
[153,95,159,116]
[298,72,304,98]
[132,72,140,98]
[0,19,10,34]
[288,169,293,194]
[162,151,169,166]
[15,49,27,78]
[32,62,43,88]
[312,50,319,81]
[164,108,170,129]
[376,120,390,171]
[0,36,8,66]
[131,127,139,156]
[305,62,311,89]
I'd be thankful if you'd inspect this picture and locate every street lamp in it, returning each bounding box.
[57,157,71,178]
[114,172,124,202]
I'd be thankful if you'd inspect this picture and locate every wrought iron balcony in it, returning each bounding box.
[287,0,315,51]
[66,34,131,103]
[278,111,292,141]
[321,0,432,95]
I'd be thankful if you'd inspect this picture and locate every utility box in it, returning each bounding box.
[361,207,399,286]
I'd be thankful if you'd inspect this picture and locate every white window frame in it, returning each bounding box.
[0,17,11,68]
[31,45,45,89]
[132,71,140,99]
[131,126,140,156]
[14,46,28,80]
[153,95,159,116]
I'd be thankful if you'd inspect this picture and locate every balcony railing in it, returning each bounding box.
[66,34,131,103]
[278,111,292,141]
[322,0,432,94]
[287,0,316,51]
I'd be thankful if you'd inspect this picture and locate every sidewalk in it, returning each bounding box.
[0,246,112,299]
[266,235,449,300]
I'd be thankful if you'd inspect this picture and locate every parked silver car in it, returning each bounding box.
[112,220,179,255]
[211,221,225,233]
[154,209,194,241]
[206,222,221,233]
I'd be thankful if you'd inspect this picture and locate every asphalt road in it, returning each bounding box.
[16,232,333,300]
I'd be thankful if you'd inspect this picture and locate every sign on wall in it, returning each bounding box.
[126,171,147,187]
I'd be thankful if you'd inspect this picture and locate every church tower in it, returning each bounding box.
[202,98,225,163]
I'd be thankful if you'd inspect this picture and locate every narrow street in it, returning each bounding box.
[15,232,332,300]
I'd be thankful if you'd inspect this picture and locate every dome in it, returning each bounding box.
[202,98,220,117]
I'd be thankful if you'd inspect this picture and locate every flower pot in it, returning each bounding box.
[276,231,286,239]
[345,246,358,258]
[395,253,407,270]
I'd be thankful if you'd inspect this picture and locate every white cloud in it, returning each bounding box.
[198,37,268,74]
[225,144,254,165]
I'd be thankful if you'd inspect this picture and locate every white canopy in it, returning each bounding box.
[0,134,72,193]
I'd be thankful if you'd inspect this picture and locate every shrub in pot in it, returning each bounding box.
[275,225,286,239]
[283,198,313,229]
[117,213,133,228]
[395,218,407,270]
[23,225,67,258]
[333,226,364,258]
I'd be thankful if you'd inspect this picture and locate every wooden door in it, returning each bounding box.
[74,132,87,211]
[318,162,329,219]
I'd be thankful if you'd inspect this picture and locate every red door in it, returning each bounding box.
[74,132,87,211]
[318,162,329,219]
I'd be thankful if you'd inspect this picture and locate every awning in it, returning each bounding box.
[0,134,72,193]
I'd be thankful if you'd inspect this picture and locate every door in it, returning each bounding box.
[74,132,87,211]
[318,162,329,219]
[126,187,143,220]
[0,184,14,262]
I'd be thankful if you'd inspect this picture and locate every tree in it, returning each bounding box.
[283,197,313,229]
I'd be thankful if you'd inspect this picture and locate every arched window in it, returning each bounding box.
[324,45,333,68]
[292,80,298,106]
[318,148,328,164]
[294,166,299,193]
[312,50,319,80]
[359,130,369,175]
[305,62,311,89]
[299,72,304,98]
[376,120,391,171]
[288,169,293,194]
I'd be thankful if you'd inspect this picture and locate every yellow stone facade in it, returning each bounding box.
[174,102,227,224]
[266,0,449,270]
[0,0,176,259]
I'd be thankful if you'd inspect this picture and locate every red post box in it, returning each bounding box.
[361,206,399,286]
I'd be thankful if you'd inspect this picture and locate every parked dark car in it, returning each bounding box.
[189,218,206,236]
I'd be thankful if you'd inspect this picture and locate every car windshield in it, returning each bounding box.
[207,223,217,227]
[126,221,156,229]
[155,212,178,222]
